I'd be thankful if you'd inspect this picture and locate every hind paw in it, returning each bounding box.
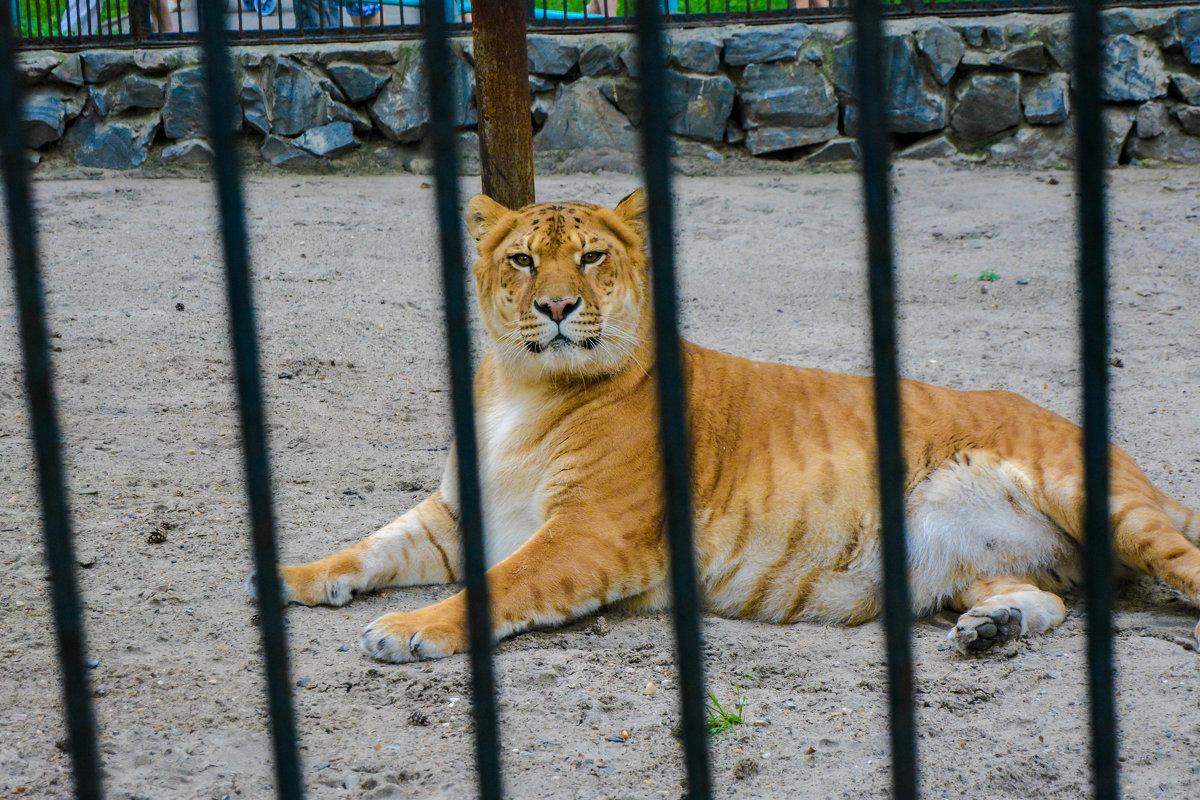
[950,606,1023,655]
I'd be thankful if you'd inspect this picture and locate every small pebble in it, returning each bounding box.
[642,682,656,696]
[85,659,100,669]
[605,735,625,743]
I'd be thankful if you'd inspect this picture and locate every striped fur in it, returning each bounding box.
[272,190,1200,662]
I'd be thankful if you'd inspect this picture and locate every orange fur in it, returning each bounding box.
[269,191,1200,662]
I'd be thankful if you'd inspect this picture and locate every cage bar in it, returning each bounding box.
[0,8,104,800]
[851,0,918,797]
[1072,0,1119,797]
[632,4,713,800]
[422,2,505,799]
[194,0,305,797]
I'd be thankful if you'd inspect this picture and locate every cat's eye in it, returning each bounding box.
[580,251,605,266]
[510,253,534,268]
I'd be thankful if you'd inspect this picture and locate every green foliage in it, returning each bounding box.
[16,0,131,39]
[705,685,746,735]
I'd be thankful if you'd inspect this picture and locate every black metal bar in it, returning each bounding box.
[632,5,712,800]
[194,1,305,798]
[851,0,917,798]
[423,3,504,800]
[0,8,104,800]
[1072,0,1119,796]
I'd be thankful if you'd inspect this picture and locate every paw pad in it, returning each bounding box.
[950,606,1023,654]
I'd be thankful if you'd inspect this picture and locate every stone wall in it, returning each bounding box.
[15,7,1200,171]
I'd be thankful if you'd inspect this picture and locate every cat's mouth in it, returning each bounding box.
[525,333,601,353]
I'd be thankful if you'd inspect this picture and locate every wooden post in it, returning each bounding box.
[470,0,535,209]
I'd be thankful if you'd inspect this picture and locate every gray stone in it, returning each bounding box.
[530,75,555,94]
[898,134,961,160]
[294,121,359,158]
[1127,122,1200,162]
[996,43,1048,74]
[161,138,214,165]
[1104,108,1136,166]
[450,56,477,128]
[1101,35,1167,102]
[327,63,390,104]
[111,74,166,115]
[668,37,721,75]
[1177,105,1200,136]
[831,41,855,97]
[17,53,62,82]
[1005,22,1029,43]
[133,50,186,74]
[916,25,964,86]
[163,66,210,140]
[1042,18,1074,72]
[88,86,109,118]
[988,123,1074,169]
[806,138,860,163]
[620,45,639,78]
[261,134,327,168]
[600,79,641,127]
[739,59,837,130]
[528,36,579,76]
[835,37,947,134]
[957,24,1002,50]
[270,57,328,137]
[1021,75,1069,126]
[723,24,812,67]
[535,78,637,152]
[952,73,1021,143]
[1172,74,1200,105]
[314,44,399,66]
[1136,101,1169,138]
[22,90,69,148]
[370,54,428,143]
[50,54,85,88]
[739,62,837,154]
[1181,10,1200,65]
[580,42,621,77]
[883,35,947,134]
[72,112,161,170]
[664,71,733,142]
[241,75,270,135]
[80,51,135,84]
[1100,9,1139,37]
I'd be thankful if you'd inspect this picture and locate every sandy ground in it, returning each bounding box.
[2,163,1199,800]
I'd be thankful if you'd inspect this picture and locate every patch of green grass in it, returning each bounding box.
[705,686,746,735]
[16,0,130,39]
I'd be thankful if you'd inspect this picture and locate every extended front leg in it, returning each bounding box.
[360,514,666,662]
[273,492,460,607]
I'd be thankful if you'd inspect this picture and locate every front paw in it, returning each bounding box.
[360,609,467,663]
[246,564,356,607]
[949,606,1023,655]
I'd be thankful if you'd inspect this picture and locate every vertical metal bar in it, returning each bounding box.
[472,0,534,209]
[632,5,712,800]
[851,0,917,798]
[194,1,305,798]
[424,3,504,800]
[1072,0,1118,797]
[0,10,104,800]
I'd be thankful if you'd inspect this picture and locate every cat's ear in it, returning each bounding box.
[466,194,513,242]
[612,190,647,241]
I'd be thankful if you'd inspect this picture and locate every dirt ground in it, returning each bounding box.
[2,163,1199,800]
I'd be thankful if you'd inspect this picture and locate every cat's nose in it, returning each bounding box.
[534,296,581,323]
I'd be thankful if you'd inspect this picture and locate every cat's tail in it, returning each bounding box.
[1159,492,1200,546]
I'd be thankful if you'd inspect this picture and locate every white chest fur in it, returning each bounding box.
[474,389,552,567]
